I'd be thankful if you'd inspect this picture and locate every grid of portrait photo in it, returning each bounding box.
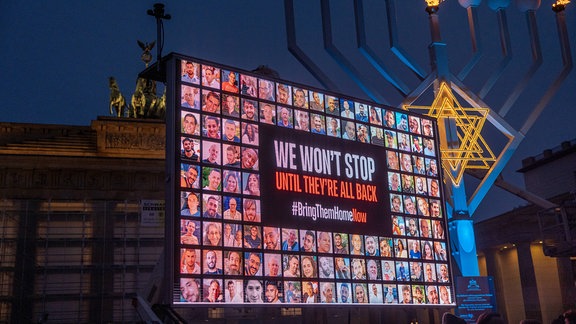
[175,58,454,306]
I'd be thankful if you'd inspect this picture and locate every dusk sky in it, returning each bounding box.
[1,1,574,221]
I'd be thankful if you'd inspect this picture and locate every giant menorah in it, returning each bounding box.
[284,0,572,275]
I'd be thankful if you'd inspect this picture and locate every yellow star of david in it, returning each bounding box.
[403,82,496,185]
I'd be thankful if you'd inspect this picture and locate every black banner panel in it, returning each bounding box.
[170,54,455,306]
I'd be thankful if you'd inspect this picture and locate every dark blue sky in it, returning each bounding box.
[1,1,574,221]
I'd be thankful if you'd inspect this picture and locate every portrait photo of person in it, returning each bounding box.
[379,237,394,257]
[258,79,275,101]
[351,258,366,280]
[203,221,222,246]
[202,116,220,141]
[222,119,240,143]
[276,83,292,105]
[202,90,221,114]
[365,235,379,256]
[371,127,384,146]
[223,144,240,168]
[381,260,396,281]
[294,110,310,132]
[181,111,200,135]
[350,234,364,255]
[388,172,401,192]
[283,254,300,278]
[180,278,201,303]
[225,279,244,303]
[411,285,425,304]
[264,253,281,277]
[243,224,262,249]
[337,282,351,304]
[300,256,317,279]
[325,95,340,116]
[181,192,200,217]
[318,256,334,279]
[222,197,242,221]
[201,141,221,165]
[426,158,439,177]
[300,230,316,253]
[310,114,327,135]
[316,231,332,254]
[384,130,397,149]
[259,102,276,124]
[383,109,396,128]
[417,197,430,217]
[398,132,411,152]
[320,282,335,303]
[282,228,299,251]
[241,98,258,121]
[390,194,403,213]
[333,232,349,254]
[334,257,350,280]
[353,283,368,304]
[355,103,369,123]
[408,239,422,259]
[202,250,223,275]
[429,199,442,218]
[434,242,448,261]
[415,176,427,195]
[439,285,452,304]
[410,261,424,282]
[392,215,405,236]
[428,179,441,198]
[244,252,262,276]
[284,281,301,304]
[396,113,408,131]
[341,120,356,141]
[240,75,257,98]
[399,284,412,304]
[263,226,281,250]
[433,220,445,239]
[302,281,318,303]
[309,91,324,111]
[411,135,423,154]
[395,239,408,259]
[241,147,259,171]
[264,280,283,303]
[202,194,222,219]
[384,284,398,304]
[421,118,434,137]
[244,280,263,303]
[181,85,200,109]
[241,123,259,146]
[400,153,413,173]
[368,283,383,304]
[369,106,382,126]
[221,70,239,93]
[356,123,369,143]
[222,222,240,247]
[327,117,341,138]
[424,138,436,156]
[420,219,432,239]
[387,151,399,170]
[180,248,201,274]
[180,137,200,162]
[426,285,439,304]
[242,173,260,196]
[222,170,240,194]
[180,219,200,245]
[404,195,417,216]
[293,87,308,109]
[243,198,261,223]
[203,279,224,303]
[340,99,355,119]
[395,261,409,281]
[424,263,437,283]
[366,259,381,280]
[181,60,200,84]
[202,65,220,89]
[222,94,239,118]
[409,115,421,134]
[180,163,199,189]
[277,106,294,128]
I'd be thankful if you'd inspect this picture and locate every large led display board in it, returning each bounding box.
[167,54,454,306]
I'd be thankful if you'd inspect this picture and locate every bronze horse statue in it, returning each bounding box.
[108,77,127,117]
